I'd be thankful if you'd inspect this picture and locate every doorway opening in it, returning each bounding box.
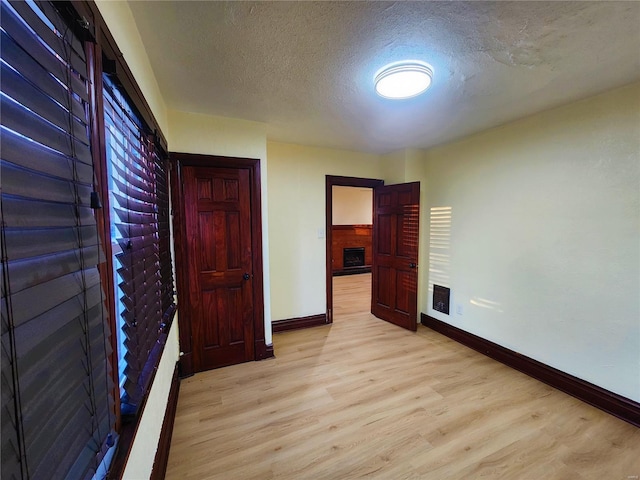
[325,176,383,323]
[332,186,372,318]
[326,176,421,331]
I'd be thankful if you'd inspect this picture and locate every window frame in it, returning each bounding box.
[102,73,175,412]
[59,1,176,476]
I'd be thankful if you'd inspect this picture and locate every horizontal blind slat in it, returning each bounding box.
[103,103,141,144]
[111,171,155,204]
[8,0,87,68]
[1,268,101,328]
[1,160,92,204]
[103,82,145,135]
[126,324,160,368]
[60,411,112,480]
[20,339,103,434]
[0,1,88,102]
[1,343,20,476]
[29,410,88,478]
[6,299,109,477]
[115,248,159,276]
[105,133,151,183]
[120,272,161,308]
[112,188,156,213]
[117,273,160,308]
[1,195,96,229]
[1,226,98,261]
[17,312,108,430]
[1,62,89,139]
[0,408,21,480]
[0,126,93,180]
[3,245,101,293]
[119,289,161,325]
[9,284,104,363]
[28,366,109,480]
[112,207,155,226]
[0,30,87,120]
[114,222,156,240]
[1,95,92,164]
[30,1,87,60]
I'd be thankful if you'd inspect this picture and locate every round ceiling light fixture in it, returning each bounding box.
[374,61,433,100]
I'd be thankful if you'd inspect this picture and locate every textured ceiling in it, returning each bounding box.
[128,1,640,154]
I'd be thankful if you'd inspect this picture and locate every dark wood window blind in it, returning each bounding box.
[1,0,115,478]
[102,76,175,413]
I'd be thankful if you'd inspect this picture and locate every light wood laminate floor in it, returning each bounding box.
[166,273,639,479]
[333,272,372,318]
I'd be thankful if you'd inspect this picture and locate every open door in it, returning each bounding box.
[371,182,420,331]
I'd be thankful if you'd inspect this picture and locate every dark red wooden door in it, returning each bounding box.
[371,182,420,331]
[183,166,254,371]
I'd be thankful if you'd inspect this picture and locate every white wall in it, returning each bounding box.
[381,149,407,184]
[122,322,179,479]
[94,2,179,478]
[267,142,384,320]
[332,186,373,225]
[422,82,640,401]
[95,0,168,135]
[168,110,267,160]
[168,110,273,346]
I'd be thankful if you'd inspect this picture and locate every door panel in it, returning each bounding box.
[395,270,412,314]
[184,166,254,371]
[202,290,219,346]
[375,265,392,307]
[198,212,216,270]
[377,214,392,254]
[372,182,420,331]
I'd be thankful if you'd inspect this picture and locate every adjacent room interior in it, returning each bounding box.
[331,185,373,319]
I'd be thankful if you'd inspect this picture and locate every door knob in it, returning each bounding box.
[243,273,251,280]
[409,263,417,269]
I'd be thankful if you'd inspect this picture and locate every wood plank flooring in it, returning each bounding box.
[166,273,640,479]
[333,272,372,317]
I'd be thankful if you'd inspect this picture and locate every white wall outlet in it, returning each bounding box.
[456,303,463,315]
[317,228,325,239]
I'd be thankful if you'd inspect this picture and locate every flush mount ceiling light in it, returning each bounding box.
[374,61,433,99]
